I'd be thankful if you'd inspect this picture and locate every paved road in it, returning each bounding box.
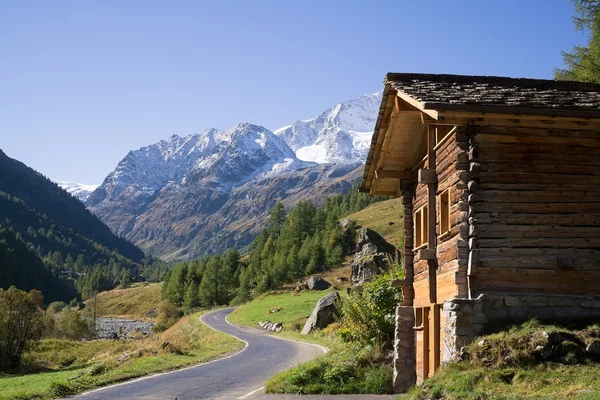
[69,308,325,400]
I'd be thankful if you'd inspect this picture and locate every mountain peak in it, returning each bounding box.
[274,91,382,164]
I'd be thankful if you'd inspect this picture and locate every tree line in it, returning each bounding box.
[158,186,389,327]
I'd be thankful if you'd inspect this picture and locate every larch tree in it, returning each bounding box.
[556,0,600,83]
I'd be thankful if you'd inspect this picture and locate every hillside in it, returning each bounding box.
[0,149,146,300]
[82,283,162,320]
[345,198,404,249]
[0,225,77,302]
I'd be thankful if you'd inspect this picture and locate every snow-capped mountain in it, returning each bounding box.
[85,123,322,258]
[52,180,99,202]
[84,91,381,259]
[88,124,305,208]
[274,92,382,164]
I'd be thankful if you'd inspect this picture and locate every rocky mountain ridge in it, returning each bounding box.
[85,92,380,259]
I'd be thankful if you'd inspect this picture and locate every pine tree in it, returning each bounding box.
[268,202,286,237]
[556,0,600,83]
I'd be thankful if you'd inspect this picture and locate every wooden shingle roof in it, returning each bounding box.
[385,73,600,118]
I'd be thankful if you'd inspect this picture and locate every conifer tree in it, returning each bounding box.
[556,0,600,83]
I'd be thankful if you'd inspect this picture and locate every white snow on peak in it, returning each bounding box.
[274,91,382,164]
[52,180,99,202]
[88,123,310,206]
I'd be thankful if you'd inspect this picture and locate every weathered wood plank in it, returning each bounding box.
[479,172,600,185]
[477,224,600,238]
[472,191,600,203]
[480,162,600,175]
[474,202,600,213]
[473,133,600,147]
[474,212,600,227]
[477,183,600,193]
[472,267,600,295]
[478,237,600,248]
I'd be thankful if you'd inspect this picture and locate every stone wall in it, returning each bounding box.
[441,292,600,365]
[480,292,600,323]
[441,297,487,364]
[393,306,416,393]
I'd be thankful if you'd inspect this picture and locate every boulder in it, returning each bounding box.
[350,227,397,286]
[306,275,331,290]
[258,320,283,333]
[301,292,340,334]
[586,340,600,356]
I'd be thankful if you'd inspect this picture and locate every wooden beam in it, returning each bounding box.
[397,92,439,120]
[375,169,412,180]
[418,168,437,184]
[418,249,437,260]
[371,190,398,197]
[426,125,438,305]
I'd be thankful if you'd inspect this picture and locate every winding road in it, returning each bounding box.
[70,308,325,400]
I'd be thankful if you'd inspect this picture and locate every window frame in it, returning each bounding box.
[438,188,451,239]
[413,204,429,250]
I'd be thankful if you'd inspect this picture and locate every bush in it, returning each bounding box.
[47,382,75,397]
[55,308,94,340]
[47,301,66,314]
[336,273,402,346]
[154,301,183,332]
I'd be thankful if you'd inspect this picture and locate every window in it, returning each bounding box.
[414,205,429,248]
[439,189,451,237]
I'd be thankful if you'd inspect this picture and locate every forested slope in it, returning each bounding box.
[0,149,148,301]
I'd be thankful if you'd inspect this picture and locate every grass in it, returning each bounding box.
[0,310,244,400]
[229,288,394,395]
[408,362,600,400]
[228,288,341,330]
[266,345,393,395]
[81,282,163,321]
[407,320,600,400]
[345,198,404,249]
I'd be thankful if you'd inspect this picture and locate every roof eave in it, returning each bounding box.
[359,83,394,193]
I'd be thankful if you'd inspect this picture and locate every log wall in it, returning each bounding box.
[470,124,600,295]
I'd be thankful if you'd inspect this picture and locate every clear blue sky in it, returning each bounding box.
[0,0,586,183]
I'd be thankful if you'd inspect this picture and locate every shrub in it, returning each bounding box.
[47,382,75,397]
[336,273,402,346]
[55,308,94,340]
[47,301,66,314]
[154,301,183,332]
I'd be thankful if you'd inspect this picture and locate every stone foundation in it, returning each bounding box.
[393,306,416,393]
[442,297,487,364]
[479,293,600,322]
[441,293,600,365]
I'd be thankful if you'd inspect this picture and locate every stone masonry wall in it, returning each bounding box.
[393,306,416,393]
[442,296,487,364]
[480,293,600,322]
[442,293,600,365]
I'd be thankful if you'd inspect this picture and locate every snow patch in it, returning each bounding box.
[296,144,328,163]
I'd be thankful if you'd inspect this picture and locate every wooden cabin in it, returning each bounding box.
[359,73,600,392]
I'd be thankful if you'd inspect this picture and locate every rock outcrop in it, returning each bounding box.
[301,292,340,334]
[258,321,283,333]
[306,276,331,290]
[350,227,398,286]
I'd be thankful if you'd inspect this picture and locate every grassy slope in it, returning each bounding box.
[0,311,243,400]
[229,289,339,330]
[345,198,404,249]
[82,282,162,321]
[408,321,600,400]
